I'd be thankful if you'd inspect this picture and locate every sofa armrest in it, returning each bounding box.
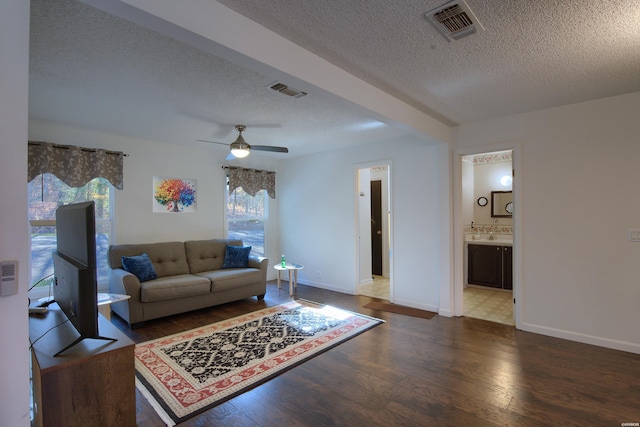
[248,255,267,269]
[109,268,144,326]
[109,268,141,298]
[248,255,269,285]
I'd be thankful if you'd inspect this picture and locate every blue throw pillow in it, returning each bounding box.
[121,253,158,282]
[222,245,252,269]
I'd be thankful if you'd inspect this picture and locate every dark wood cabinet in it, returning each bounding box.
[468,244,502,288]
[468,243,512,290]
[503,246,513,290]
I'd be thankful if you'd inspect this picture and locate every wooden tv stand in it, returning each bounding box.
[29,303,136,427]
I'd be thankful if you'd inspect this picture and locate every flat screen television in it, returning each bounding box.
[52,201,115,356]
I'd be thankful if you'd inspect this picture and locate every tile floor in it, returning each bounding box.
[464,286,514,325]
[359,275,390,300]
[360,277,513,326]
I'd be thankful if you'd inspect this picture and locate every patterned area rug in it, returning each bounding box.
[135,300,383,426]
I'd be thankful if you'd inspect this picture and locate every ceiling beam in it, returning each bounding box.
[81,0,453,145]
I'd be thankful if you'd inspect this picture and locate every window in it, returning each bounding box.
[226,185,266,256]
[28,173,113,297]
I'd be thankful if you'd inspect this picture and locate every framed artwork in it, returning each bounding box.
[153,177,197,213]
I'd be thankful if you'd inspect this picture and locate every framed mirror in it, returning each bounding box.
[491,191,513,217]
[505,202,513,214]
[477,196,488,207]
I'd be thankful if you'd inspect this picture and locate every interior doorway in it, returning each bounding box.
[357,164,392,301]
[459,150,515,326]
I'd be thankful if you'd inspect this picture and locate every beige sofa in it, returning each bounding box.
[107,239,268,327]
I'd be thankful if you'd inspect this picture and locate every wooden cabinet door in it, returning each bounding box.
[503,246,513,290]
[468,244,502,288]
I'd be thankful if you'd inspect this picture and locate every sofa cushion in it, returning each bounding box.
[196,268,262,292]
[121,253,157,282]
[222,245,252,268]
[108,242,190,278]
[185,239,243,274]
[140,274,211,302]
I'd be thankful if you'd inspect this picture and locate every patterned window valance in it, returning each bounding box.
[28,141,126,190]
[227,167,276,199]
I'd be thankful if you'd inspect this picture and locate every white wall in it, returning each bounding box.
[456,91,640,353]
[278,136,446,313]
[473,160,513,226]
[28,122,282,278]
[462,160,474,227]
[0,1,31,425]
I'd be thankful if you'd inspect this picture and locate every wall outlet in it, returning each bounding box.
[317,270,322,279]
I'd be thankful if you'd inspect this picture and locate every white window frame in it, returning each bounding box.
[224,184,268,257]
[28,175,114,299]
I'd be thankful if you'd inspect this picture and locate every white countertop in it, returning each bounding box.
[466,237,512,246]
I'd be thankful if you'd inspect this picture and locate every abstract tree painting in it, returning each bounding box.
[153,177,197,213]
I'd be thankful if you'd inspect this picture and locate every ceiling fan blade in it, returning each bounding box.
[196,139,230,146]
[250,145,289,153]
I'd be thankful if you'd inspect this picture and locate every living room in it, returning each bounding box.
[3,1,640,425]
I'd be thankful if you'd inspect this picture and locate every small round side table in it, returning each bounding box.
[274,263,304,296]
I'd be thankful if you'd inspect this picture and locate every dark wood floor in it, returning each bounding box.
[112,281,640,426]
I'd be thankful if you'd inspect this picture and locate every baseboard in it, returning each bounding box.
[438,308,453,317]
[296,280,353,295]
[359,278,373,286]
[521,322,640,355]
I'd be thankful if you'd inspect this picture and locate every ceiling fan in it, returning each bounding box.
[197,125,289,160]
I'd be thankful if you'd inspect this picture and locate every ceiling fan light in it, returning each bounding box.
[229,130,250,158]
[230,147,250,158]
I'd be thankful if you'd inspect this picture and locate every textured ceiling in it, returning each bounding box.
[217,0,640,125]
[29,0,640,157]
[29,0,412,157]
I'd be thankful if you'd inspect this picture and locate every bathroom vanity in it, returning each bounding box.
[467,241,512,290]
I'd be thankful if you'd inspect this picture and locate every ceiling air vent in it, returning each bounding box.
[424,0,484,42]
[267,82,307,99]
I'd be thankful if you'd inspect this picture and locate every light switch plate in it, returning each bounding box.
[0,260,18,296]
[628,229,640,242]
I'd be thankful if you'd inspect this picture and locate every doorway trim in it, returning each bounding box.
[453,141,522,328]
[355,160,393,301]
